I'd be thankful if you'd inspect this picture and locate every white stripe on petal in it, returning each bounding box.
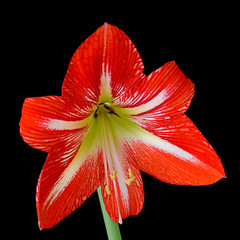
[98,65,112,103]
[43,118,88,130]
[98,108,129,209]
[42,122,100,211]
[98,24,112,103]
[110,114,205,167]
[122,89,169,116]
[42,142,98,211]
[131,130,202,165]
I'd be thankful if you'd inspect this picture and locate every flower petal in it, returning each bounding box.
[20,96,89,151]
[37,133,104,229]
[124,115,225,185]
[93,109,144,223]
[62,23,144,103]
[108,113,225,186]
[119,61,194,127]
[101,162,144,223]
[101,23,145,101]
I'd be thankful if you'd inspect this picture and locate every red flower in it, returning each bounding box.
[20,23,225,229]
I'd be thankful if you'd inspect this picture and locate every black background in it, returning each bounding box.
[13,2,237,239]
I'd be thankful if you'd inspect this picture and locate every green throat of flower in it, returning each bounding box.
[81,100,144,203]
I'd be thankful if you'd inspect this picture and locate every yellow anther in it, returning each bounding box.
[110,170,117,180]
[128,168,133,178]
[124,176,136,186]
[124,168,136,186]
[105,185,111,194]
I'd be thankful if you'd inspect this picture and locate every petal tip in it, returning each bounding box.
[104,21,109,27]
[103,22,113,30]
[38,220,43,231]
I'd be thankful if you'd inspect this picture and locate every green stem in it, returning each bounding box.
[97,187,122,240]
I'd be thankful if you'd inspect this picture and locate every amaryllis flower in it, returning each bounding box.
[20,23,225,229]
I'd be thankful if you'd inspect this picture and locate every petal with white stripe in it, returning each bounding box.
[106,113,225,186]
[62,23,145,104]
[118,61,194,128]
[122,115,226,185]
[20,96,90,151]
[37,123,104,229]
[96,109,144,223]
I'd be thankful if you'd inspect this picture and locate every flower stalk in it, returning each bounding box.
[97,187,122,240]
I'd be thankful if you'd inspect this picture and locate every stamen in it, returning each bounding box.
[105,185,111,194]
[94,106,99,118]
[110,170,117,180]
[124,176,136,186]
[124,168,136,186]
[104,104,120,118]
[103,104,111,111]
[128,168,133,178]
[110,111,120,118]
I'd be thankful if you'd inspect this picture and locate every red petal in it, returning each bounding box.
[101,162,144,223]
[120,61,194,127]
[124,115,225,186]
[20,96,88,151]
[37,144,104,229]
[62,23,144,102]
[102,23,144,99]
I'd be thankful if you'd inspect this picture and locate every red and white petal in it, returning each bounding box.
[20,96,89,151]
[119,116,225,186]
[151,115,225,179]
[120,61,194,127]
[62,23,145,103]
[62,26,104,103]
[101,160,144,223]
[95,111,144,223]
[37,139,104,229]
[101,23,144,100]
